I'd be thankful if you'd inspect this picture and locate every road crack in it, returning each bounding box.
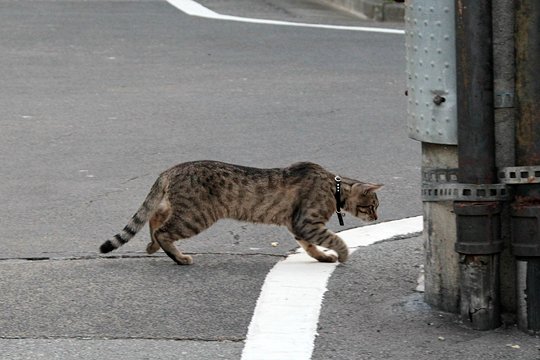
[0,335,245,342]
[0,251,288,263]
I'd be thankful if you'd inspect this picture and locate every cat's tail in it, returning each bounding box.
[100,175,168,254]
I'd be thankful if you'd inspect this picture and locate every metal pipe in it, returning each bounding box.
[492,0,515,167]
[455,0,495,185]
[454,0,501,330]
[513,0,540,334]
[493,0,516,327]
[515,0,540,169]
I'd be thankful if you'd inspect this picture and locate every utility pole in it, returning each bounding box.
[405,0,539,334]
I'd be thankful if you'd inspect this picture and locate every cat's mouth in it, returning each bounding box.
[355,206,377,221]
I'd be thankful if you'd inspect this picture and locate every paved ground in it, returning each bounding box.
[315,236,540,360]
[2,0,537,359]
[1,0,414,259]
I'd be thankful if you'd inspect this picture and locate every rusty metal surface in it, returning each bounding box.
[515,0,540,166]
[512,0,540,257]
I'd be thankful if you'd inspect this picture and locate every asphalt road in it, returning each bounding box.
[0,1,435,359]
[1,0,416,259]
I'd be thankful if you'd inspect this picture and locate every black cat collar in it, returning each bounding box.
[334,176,345,226]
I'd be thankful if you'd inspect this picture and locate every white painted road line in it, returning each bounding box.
[241,216,423,360]
[166,0,405,34]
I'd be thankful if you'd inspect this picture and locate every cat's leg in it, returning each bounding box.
[153,210,215,265]
[296,238,338,263]
[291,223,349,263]
[154,227,193,265]
[146,202,171,254]
[147,229,161,254]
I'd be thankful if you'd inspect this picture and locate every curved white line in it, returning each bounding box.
[241,216,423,360]
[167,0,405,34]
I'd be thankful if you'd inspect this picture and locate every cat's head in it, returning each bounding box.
[344,183,383,222]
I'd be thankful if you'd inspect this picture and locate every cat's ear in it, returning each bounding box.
[352,183,383,195]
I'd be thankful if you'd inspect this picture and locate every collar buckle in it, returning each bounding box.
[335,176,345,226]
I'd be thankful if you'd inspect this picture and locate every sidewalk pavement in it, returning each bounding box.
[314,235,540,360]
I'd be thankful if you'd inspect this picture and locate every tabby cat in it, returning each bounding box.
[100,161,382,265]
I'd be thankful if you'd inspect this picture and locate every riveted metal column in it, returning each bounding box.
[405,0,460,313]
[454,0,501,330]
[513,0,540,334]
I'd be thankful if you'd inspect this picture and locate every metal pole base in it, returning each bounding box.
[459,254,501,330]
[517,258,540,334]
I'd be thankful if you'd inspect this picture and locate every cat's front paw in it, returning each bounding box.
[176,255,193,265]
[337,250,349,263]
[318,250,338,263]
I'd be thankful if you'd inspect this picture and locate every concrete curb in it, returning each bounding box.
[322,0,405,22]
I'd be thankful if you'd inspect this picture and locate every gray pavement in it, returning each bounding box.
[315,236,540,360]
[2,338,243,360]
[0,255,276,340]
[1,0,415,259]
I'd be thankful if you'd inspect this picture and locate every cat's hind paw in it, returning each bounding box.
[146,241,161,254]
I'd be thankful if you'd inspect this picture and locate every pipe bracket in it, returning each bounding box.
[422,183,509,202]
[498,165,540,184]
[422,167,459,183]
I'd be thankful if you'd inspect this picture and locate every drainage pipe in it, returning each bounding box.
[512,0,540,335]
[454,0,501,330]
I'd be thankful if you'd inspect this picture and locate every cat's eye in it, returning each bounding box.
[357,205,370,213]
